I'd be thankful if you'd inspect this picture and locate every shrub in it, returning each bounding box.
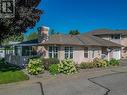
[26,58,44,75]
[109,59,120,66]
[58,59,77,75]
[80,62,95,69]
[93,58,108,68]
[42,58,60,70]
[49,64,59,75]
[0,58,6,64]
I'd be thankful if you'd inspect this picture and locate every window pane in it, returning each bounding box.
[84,53,88,58]
[84,47,88,58]
[54,53,58,58]
[65,53,68,59]
[70,52,73,59]
[111,35,120,39]
[92,50,95,58]
[64,47,73,59]
[49,53,52,58]
[70,47,73,52]
[49,46,52,52]
[49,46,59,58]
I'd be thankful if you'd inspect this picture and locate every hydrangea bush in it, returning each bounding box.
[58,59,77,75]
[26,58,44,75]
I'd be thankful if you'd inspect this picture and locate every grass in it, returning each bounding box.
[0,64,29,84]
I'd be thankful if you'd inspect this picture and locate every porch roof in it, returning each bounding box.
[16,39,38,46]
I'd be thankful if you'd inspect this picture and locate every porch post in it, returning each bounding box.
[20,46,22,56]
[108,52,110,61]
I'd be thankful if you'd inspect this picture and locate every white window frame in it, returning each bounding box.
[64,46,73,59]
[48,46,59,58]
[92,49,95,58]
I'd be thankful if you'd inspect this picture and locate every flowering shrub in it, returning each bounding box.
[80,58,108,69]
[58,59,77,75]
[26,58,44,75]
[93,58,108,68]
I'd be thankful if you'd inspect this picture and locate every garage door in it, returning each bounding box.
[113,49,121,60]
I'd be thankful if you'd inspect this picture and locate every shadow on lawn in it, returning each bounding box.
[0,63,22,72]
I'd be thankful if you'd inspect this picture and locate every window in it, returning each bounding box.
[92,49,95,58]
[111,34,120,39]
[48,46,59,58]
[0,50,3,53]
[22,46,37,56]
[84,47,88,58]
[65,47,73,59]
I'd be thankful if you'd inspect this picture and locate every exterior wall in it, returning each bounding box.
[97,35,121,44]
[121,35,127,46]
[97,34,127,59]
[97,35,110,40]
[37,46,48,58]
[38,45,102,64]
[121,35,127,58]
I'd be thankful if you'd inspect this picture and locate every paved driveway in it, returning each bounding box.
[0,66,127,95]
[0,78,106,95]
[89,72,127,95]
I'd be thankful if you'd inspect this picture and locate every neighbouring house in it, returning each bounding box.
[85,29,127,59]
[5,27,123,66]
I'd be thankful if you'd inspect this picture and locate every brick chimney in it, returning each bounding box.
[38,26,50,43]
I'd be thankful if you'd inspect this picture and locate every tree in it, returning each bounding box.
[2,33,24,45]
[0,0,42,42]
[27,32,38,41]
[49,29,60,35]
[69,30,80,35]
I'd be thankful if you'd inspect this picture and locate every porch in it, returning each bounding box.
[5,40,38,67]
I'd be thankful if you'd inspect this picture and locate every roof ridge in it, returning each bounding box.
[75,36,86,45]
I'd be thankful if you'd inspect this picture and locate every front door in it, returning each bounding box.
[113,48,121,60]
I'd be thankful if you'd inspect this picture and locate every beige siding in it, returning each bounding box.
[121,35,127,46]
[121,35,127,58]
[37,45,102,64]
[37,46,48,58]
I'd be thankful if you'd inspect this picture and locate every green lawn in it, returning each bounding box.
[0,64,29,84]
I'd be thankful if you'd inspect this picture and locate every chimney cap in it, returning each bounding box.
[42,26,50,30]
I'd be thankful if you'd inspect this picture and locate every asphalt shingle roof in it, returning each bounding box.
[18,39,38,45]
[18,34,122,47]
[41,34,122,47]
[78,35,122,47]
[85,29,127,36]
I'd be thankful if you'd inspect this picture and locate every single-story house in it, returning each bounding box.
[5,26,122,66]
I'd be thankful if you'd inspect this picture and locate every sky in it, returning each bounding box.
[26,0,127,35]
